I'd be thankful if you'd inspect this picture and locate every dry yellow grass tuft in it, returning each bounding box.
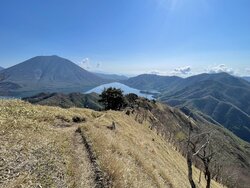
[0,100,224,187]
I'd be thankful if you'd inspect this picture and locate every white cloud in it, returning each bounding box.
[172,66,192,75]
[207,64,234,74]
[79,58,90,69]
[246,68,250,73]
[78,58,102,71]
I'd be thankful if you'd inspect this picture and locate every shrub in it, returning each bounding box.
[99,87,126,110]
[72,116,86,123]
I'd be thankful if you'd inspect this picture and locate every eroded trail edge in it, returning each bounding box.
[75,127,109,188]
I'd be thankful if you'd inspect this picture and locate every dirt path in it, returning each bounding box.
[55,125,96,188]
[73,128,97,188]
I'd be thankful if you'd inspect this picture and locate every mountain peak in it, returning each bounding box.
[28,55,70,63]
[0,56,107,96]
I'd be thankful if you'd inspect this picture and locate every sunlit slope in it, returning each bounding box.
[0,100,222,187]
[0,100,95,187]
[79,110,222,188]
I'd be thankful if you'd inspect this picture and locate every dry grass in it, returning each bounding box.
[0,100,224,187]
[80,110,224,188]
[0,99,95,187]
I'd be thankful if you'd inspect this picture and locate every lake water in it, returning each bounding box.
[85,82,155,99]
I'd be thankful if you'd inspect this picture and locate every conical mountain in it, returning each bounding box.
[0,55,107,96]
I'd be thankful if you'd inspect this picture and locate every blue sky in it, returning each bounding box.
[0,0,250,76]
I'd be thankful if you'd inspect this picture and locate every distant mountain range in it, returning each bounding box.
[0,56,109,97]
[93,72,128,81]
[123,74,183,91]
[0,66,4,71]
[125,73,250,142]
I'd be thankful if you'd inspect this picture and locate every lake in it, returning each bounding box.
[85,82,155,99]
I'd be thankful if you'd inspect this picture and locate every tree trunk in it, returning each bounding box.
[187,151,196,188]
[205,171,211,188]
[187,121,196,188]
[205,165,211,188]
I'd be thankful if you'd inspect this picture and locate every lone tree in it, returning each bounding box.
[99,87,126,110]
[186,118,215,188]
[125,93,138,107]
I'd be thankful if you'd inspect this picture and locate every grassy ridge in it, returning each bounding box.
[0,100,95,187]
[23,93,250,187]
[79,110,222,188]
[0,100,223,187]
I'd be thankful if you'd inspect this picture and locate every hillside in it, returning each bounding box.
[122,74,183,92]
[0,99,227,188]
[172,72,250,91]
[5,96,250,187]
[0,56,108,97]
[0,66,4,71]
[94,72,128,81]
[167,95,250,142]
[124,73,250,142]
[23,92,103,110]
[159,73,250,142]
[128,98,250,188]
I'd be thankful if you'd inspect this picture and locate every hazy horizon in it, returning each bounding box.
[0,0,250,76]
[1,55,250,78]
